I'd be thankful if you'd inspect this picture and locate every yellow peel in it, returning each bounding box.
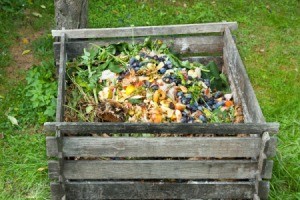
[125,85,135,95]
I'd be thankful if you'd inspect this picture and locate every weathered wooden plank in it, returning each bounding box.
[223,27,265,123]
[52,22,238,38]
[256,132,272,198]
[222,38,242,106]
[184,56,223,68]
[56,31,67,122]
[265,137,277,158]
[46,136,261,158]
[49,181,255,199]
[44,122,280,135]
[50,182,64,200]
[54,36,223,62]
[48,160,59,180]
[49,160,257,180]
[258,133,270,176]
[258,181,270,200]
[261,160,273,180]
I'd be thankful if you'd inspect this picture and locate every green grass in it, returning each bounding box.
[0,131,49,200]
[0,0,299,199]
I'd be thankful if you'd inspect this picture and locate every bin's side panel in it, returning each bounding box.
[44,122,279,135]
[49,160,258,180]
[52,22,238,38]
[53,35,223,65]
[223,27,265,123]
[46,136,261,158]
[51,181,254,200]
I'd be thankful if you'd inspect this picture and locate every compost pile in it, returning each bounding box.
[65,38,243,124]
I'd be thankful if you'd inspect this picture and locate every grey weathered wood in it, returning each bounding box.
[265,137,277,158]
[55,129,66,199]
[223,27,265,123]
[48,161,59,180]
[261,160,273,180]
[50,182,64,200]
[52,22,238,38]
[55,0,88,29]
[258,133,270,176]
[49,160,257,180]
[44,122,279,135]
[50,181,254,199]
[53,36,223,63]
[185,56,223,68]
[56,31,67,122]
[46,136,261,158]
[222,39,242,106]
[256,132,272,198]
[258,181,270,200]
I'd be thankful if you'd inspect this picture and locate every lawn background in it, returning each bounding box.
[0,0,299,199]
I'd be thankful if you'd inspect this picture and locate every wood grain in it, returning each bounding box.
[54,36,223,62]
[44,122,280,134]
[48,160,60,180]
[258,181,270,200]
[261,160,273,180]
[184,56,223,68]
[48,160,257,180]
[223,27,265,123]
[56,31,66,122]
[46,136,261,158]
[52,22,238,38]
[50,181,254,199]
[265,137,277,158]
[50,182,64,200]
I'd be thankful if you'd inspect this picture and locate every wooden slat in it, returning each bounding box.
[44,122,280,135]
[261,160,273,180]
[54,36,223,62]
[222,36,242,106]
[49,181,254,199]
[223,27,265,123]
[185,56,223,68]
[265,137,277,157]
[48,161,59,180]
[48,160,257,180]
[52,22,238,38]
[56,31,67,122]
[258,181,270,200]
[50,182,64,200]
[256,132,272,198]
[46,136,261,158]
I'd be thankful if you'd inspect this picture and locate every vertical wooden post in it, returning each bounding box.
[55,0,88,29]
[53,29,67,200]
[56,30,67,122]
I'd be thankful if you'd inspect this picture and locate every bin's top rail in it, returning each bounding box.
[44,122,279,135]
[51,22,238,39]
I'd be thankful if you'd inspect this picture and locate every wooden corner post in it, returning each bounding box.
[53,27,67,200]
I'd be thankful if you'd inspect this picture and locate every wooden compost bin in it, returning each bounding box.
[45,22,279,200]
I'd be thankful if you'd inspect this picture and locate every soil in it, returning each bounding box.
[6,27,45,80]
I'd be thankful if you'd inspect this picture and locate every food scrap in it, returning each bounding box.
[65,38,241,123]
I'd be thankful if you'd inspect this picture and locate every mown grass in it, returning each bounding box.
[0,0,299,199]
